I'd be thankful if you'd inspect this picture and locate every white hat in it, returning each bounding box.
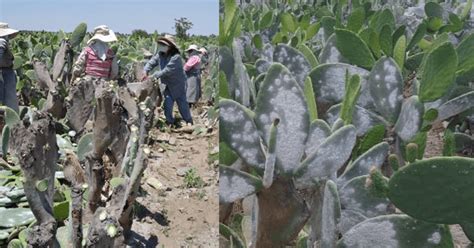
[185,44,199,52]
[87,25,117,44]
[199,47,208,55]
[0,23,19,37]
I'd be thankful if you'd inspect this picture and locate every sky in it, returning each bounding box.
[0,0,218,35]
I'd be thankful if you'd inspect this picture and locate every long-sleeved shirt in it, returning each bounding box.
[144,53,187,98]
[183,55,201,72]
[0,38,14,68]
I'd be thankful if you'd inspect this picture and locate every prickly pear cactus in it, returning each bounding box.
[337,215,453,247]
[388,157,474,224]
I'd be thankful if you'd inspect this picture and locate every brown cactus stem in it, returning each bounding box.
[65,78,95,133]
[86,84,122,213]
[9,112,59,247]
[85,207,123,248]
[256,177,310,247]
[85,154,104,214]
[117,111,149,236]
[63,152,86,248]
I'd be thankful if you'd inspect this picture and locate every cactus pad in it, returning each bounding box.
[339,175,391,218]
[338,142,389,185]
[337,214,453,247]
[220,99,265,170]
[219,166,263,204]
[0,208,35,228]
[388,157,474,224]
[296,125,356,188]
[255,63,309,174]
[394,96,424,142]
[273,45,311,89]
[368,57,403,123]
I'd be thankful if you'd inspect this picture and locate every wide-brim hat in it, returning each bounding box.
[199,47,208,55]
[157,34,179,51]
[87,25,117,44]
[0,23,19,37]
[185,44,199,52]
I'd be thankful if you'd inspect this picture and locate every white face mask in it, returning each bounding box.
[158,44,169,53]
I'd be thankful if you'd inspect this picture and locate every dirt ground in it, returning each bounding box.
[127,104,219,248]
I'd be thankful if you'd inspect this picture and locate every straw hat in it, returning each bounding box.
[157,34,179,51]
[185,44,199,52]
[199,47,208,55]
[0,23,19,37]
[87,25,117,44]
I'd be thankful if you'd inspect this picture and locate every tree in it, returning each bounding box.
[131,29,149,39]
[174,17,193,40]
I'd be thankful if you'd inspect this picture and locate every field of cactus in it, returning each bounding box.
[0,23,218,247]
[219,0,474,247]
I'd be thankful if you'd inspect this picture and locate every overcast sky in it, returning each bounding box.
[0,0,218,35]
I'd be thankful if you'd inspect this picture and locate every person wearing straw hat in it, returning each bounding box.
[184,44,202,107]
[72,25,118,81]
[0,22,20,113]
[143,34,193,126]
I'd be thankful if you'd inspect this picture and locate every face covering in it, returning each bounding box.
[90,40,109,61]
[158,44,169,54]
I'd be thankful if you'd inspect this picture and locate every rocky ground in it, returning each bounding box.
[128,104,219,248]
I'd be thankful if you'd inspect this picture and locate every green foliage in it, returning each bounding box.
[183,168,204,188]
[70,22,87,48]
[340,74,361,125]
[335,29,375,69]
[419,42,458,102]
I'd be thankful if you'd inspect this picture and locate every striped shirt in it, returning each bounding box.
[184,55,201,72]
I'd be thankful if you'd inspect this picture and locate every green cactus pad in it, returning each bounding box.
[455,33,474,84]
[2,126,9,156]
[388,157,474,224]
[394,96,424,142]
[219,142,239,166]
[453,133,473,153]
[219,166,263,204]
[272,44,312,89]
[70,23,87,48]
[337,215,453,247]
[319,34,348,64]
[339,142,389,185]
[304,77,318,122]
[305,120,331,156]
[309,63,372,108]
[434,91,474,123]
[297,44,319,69]
[331,118,345,133]
[393,35,407,70]
[339,210,367,235]
[340,74,361,125]
[77,132,94,161]
[368,57,404,123]
[296,125,357,188]
[335,29,375,69]
[460,223,474,242]
[419,42,458,102]
[255,63,309,174]
[0,208,35,228]
[0,230,8,240]
[0,106,20,127]
[219,223,246,248]
[339,175,391,218]
[232,41,252,107]
[220,99,265,170]
[320,180,341,247]
[326,104,387,136]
